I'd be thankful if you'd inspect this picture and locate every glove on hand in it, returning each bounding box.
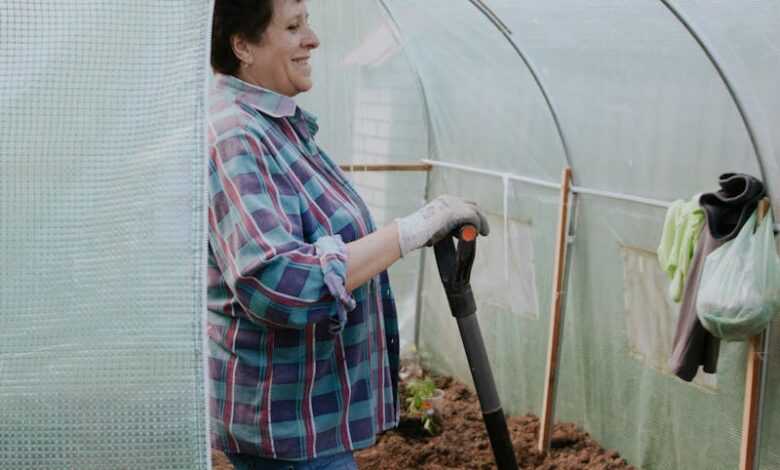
[396,195,490,257]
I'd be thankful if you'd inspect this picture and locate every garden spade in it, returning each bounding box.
[433,225,519,470]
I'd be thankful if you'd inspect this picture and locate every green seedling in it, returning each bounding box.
[405,377,443,435]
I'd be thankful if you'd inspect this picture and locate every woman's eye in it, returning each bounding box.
[288,23,300,31]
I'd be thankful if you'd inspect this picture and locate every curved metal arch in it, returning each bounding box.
[378,0,573,173]
[375,0,440,352]
[467,0,573,173]
[658,0,772,197]
[375,0,438,159]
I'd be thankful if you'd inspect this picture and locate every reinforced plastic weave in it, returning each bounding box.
[0,1,212,468]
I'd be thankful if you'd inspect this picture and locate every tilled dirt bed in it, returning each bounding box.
[212,374,636,470]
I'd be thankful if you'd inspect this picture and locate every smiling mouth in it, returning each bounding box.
[292,58,310,66]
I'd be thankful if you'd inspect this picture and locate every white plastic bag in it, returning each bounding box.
[697,210,780,341]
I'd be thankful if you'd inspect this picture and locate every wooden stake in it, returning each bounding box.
[739,197,771,470]
[339,163,432,172]
[537,167,573,453]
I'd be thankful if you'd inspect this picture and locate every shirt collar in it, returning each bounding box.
[216,73,297,118]
[215,73,319,136]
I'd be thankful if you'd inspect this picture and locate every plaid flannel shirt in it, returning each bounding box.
[207,74,400,461]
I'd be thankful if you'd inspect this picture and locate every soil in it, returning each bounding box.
[211,373,636,470]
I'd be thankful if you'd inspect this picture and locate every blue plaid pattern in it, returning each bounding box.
[207,74,399,461]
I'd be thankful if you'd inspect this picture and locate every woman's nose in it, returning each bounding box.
[303,26,320,50]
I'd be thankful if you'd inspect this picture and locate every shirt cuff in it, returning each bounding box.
[315,235,357,334]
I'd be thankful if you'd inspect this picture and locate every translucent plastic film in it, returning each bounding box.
[0,2,212,468]
[303,0,429,352]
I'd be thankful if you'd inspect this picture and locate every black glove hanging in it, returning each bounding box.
[699,173,765,241]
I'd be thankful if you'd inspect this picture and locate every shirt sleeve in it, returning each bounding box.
[207,128,356,332]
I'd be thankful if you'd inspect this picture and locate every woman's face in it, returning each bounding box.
[237,0,320,96]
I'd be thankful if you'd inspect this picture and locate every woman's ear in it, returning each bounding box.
[230,34,253,66]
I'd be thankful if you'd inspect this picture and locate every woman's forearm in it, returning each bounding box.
[345,222,402,292]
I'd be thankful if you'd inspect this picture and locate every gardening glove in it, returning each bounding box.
[396,195,490,258]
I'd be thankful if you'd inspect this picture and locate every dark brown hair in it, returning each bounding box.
[211,0,274,75]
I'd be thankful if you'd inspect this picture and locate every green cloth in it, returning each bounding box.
[658,197,705,302]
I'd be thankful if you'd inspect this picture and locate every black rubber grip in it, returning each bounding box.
[446,285,476,318]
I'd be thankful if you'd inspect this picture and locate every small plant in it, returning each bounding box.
[405,377,443,435]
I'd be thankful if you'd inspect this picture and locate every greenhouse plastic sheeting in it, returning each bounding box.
[0,2,212,469]
[302,0,430,352]
[305,1,780,469]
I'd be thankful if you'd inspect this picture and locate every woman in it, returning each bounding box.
[208,1,489,468]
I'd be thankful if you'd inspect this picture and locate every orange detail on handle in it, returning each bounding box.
[460,225,478,242]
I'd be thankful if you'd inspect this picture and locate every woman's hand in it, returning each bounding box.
[344,195,489,292]
[396,195,490,258]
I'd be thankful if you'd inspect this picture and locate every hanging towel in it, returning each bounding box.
[669,221,724,381]
[669,173,765,381]
[658,196,705,302]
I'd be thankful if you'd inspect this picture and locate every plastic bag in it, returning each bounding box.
[697,210,780,341]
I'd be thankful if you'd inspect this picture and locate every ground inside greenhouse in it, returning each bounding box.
[211,373,636,470]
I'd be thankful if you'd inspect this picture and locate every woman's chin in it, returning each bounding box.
[296,78,314,94]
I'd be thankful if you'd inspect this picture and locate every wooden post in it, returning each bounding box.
[339,163,432,172]
[537,167,573,453]
[739,197,771,470]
